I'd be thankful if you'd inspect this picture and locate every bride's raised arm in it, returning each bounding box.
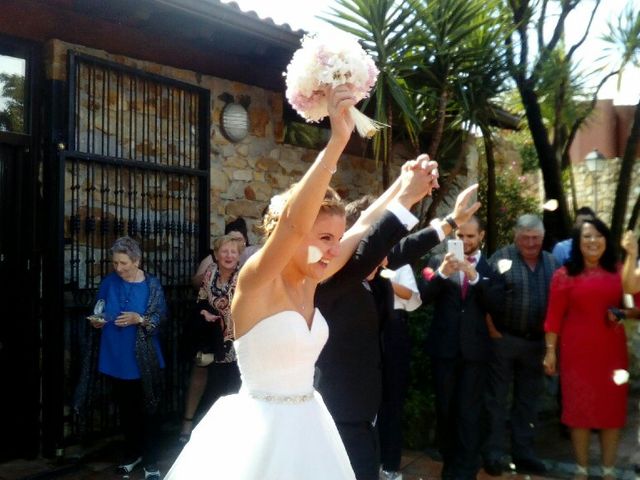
[238,85,356,290]
[622,230,640,294]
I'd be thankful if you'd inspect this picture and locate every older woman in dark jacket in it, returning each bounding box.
[89,236,167,480]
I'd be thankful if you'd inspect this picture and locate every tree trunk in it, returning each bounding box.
[518,82,571,242]
[481,126,498,255]
[626,191,640,232]
[382,99,394,189]
[424,136,469,223]
[427,87,449,159]
[611,98,640,245]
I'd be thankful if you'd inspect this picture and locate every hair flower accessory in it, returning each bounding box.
[284,32,384,138]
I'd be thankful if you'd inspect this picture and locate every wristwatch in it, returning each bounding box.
[444,215,458,230]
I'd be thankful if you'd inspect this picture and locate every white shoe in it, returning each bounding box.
[380,470,403,480]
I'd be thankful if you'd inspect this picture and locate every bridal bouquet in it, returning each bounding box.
[284,32,384,138]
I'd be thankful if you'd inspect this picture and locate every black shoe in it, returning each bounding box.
[116,456,142,478]
[144,464,161,480]
[483,459,504,476]
[512,457,547,475]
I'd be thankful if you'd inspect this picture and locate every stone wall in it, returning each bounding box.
[572,159,640,226]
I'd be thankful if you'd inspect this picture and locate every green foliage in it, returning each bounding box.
[478,162,541,248]
[283,121,329,150]
[323,0,421,172]
[403,303,436,449]
[519,142,539,173]
[504,127,539,174]
[0,72,25,133]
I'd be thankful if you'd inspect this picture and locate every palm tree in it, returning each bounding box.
[322,0,421,187]
[461,12,511,253]
[601,6,640,242]
[405,0,510,223]
[502,0,601,238]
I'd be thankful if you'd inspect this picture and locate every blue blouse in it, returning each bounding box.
[96,272,166,379]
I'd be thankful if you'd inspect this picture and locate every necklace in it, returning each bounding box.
[210,265,238,298]
[289,284,308,312]
[119,269,143,310]
[120,280,136,310]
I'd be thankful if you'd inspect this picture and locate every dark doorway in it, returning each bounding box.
[0,38,40,460]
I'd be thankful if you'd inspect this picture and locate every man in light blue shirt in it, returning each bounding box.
[551,206,595,265]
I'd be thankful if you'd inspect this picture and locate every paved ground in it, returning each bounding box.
[2,396,640,480]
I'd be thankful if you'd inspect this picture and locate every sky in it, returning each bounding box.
[222,0,640,105]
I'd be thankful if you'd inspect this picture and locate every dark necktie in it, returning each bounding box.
[461,256,477,299]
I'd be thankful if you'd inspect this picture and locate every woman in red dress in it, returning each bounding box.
[543,218,627,478]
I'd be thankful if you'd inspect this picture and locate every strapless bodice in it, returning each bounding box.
[234,309,328,397]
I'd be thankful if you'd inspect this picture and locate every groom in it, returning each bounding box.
[315,165,479,480]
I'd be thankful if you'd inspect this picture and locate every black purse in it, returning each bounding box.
[193,300,225,364]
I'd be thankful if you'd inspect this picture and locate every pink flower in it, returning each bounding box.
[284,32,379,123]
[422,267,436,281]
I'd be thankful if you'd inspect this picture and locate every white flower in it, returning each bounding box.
[379,268,396,280]
[284,32,379,124]
[613,369,629,385]
[497,259,513,274]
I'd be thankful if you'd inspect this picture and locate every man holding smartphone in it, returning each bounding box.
[419,216,502,480]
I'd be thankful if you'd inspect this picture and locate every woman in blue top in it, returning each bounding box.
[89,236,167,480]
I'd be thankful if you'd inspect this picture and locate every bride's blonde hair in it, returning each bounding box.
[261,186,345,239]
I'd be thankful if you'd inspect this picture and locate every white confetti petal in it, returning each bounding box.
[379,268,396,279]
[543,199,558,211]
[497,259,513,274]
[613,369,629,385]
[307,245,323,264]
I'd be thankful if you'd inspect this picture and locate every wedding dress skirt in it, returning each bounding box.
[165,310,355,479]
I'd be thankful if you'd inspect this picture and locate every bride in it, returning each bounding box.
[165,85,437,479]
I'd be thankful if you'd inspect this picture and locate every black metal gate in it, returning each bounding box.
[0,36,40,461]
[55,52,210,446]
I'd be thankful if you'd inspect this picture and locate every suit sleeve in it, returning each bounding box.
[470,261,504,317]
[386,225,442,270]
[418,255,446,304]
[544,267,571,334]
[325,210,409,288]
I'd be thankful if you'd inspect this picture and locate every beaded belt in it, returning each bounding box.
[248,390,315,404]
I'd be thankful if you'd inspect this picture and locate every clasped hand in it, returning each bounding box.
[115,311,140,327]
[201,310,222,323]
[397,154,439,205]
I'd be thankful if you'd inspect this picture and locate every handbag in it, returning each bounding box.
[192,300,225,365]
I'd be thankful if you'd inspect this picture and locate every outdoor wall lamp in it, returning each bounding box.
[219,93,251,143]
[584,148,606,213]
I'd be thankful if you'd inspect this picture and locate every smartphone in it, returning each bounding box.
[87,315,106,324]
[447,239,464,261]
[608,307,625,323]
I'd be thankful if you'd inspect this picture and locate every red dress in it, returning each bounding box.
[544,266,628,428]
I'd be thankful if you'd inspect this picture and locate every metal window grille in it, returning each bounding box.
[62,52,210,442]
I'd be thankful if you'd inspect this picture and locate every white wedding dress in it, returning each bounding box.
[164,309,356,479]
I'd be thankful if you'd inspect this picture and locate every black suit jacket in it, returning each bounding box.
[315,210,441,422]
[420,253,501,361]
